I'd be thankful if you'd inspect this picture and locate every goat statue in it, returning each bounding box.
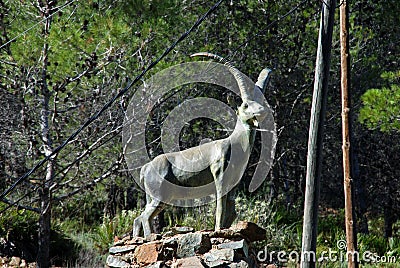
[132,53,272,238]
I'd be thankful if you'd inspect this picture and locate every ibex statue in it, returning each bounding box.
[133,53,272,238]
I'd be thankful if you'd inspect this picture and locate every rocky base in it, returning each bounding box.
[0,256,36,268]
[106,221,273,268]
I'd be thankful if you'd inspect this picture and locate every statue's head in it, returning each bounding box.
[190,52,271,129]
[237,100,267,128]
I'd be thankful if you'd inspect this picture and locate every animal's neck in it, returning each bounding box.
[230,118,252,152]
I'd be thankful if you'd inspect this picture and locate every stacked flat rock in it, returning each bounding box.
[106,221,269,268]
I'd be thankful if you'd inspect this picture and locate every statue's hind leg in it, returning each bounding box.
[133,214,143,237]
[222,190,237,228]
[139,199,166,238]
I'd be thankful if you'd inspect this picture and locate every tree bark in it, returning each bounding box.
[340,1,358,267]
[384,177,394,238]
[37,166,52,268]
[126,186,146,210]
[353,146,369,234]
[104,183,125,218]
[0,153,5,192]
[37,2,53,267]
[384,193,393,238]
[300,1,336,267]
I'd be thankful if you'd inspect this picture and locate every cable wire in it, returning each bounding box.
[0,0,224,200]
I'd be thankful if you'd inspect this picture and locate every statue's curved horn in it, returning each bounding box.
[190,52,253,102]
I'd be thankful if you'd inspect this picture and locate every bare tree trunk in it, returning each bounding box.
[37,163,53,268]
[384,179,394,238]
[266,170,278,205]
[37,2,53,267]
[0,0,12,55]
[126,186,146,210]
[353,147,369,234]
[104,183,125,218]
[0,152,5,192]
[340,1,358,267]
[37,105,53,268]
[300,1,335,267]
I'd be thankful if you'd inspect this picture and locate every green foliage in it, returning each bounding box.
[91,209,140,253]
[165,204,216,231]
[0,204,38,242]
[317,209,345,247]
[387,237,400,257]
[235,194,301,254]
[358,233,388,256]
[0,205,80,264]
[359,71,400,132]
[58,209,140,256]
[92,219,115,253]
[57,219,106,266]
[235,194,275,226]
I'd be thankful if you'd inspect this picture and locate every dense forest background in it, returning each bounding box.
[0,0,399,266]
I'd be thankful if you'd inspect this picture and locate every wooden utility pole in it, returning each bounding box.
[340,1,358,267]
[300,1,336,267]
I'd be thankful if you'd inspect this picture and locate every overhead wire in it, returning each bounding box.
[0,0,224,202]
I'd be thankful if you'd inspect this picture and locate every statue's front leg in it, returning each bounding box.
[214,165,228,230]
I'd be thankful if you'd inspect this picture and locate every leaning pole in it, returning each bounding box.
[300,1,336,267]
